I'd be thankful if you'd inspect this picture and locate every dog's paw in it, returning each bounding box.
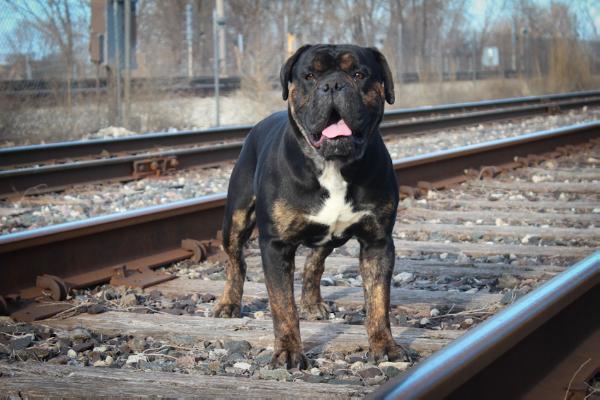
[299,301,330,320]
[271,348,310,370]
[213,302,241,318]
[368,341,410,363]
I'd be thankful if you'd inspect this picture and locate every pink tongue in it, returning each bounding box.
[322,119,352,139]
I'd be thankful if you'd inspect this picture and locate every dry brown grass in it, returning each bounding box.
[546,38,594,93]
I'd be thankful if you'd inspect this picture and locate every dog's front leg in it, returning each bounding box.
[300,246,333,320]
[260,237,309,369]
[359,236,407,362]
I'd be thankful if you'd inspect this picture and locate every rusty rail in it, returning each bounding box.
[372,252,599,399]
[393,121,600,194]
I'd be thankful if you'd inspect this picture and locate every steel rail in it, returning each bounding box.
[1,90,598,168]
[0,143,242,198]
[384,88,600,118]
[1,101,599,199]
[372,252,599,400]
[1,122,597,297]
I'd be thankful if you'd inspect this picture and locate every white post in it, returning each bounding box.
[213,8,220,127]
[186,2,193,78]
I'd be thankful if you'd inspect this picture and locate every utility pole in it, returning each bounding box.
[186,2,193,78]
[213,8,224,126]
[124,0,131,128]
[216,0,226,75]
[113,0,122,126]
[472,31,477,82]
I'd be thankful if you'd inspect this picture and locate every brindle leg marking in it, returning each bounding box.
[300,246,333,320]
[261,238,309,370]
[214,204,256,318]
[359,236,408,362]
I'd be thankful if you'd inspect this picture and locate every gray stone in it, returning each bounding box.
[87,304,107,314]
[9,334,33,351]
[69,328,91,342]
[329,376,363,385]
[365,375,387,385]
[320,277,335,286]
[227,352,246,363]
[333,368,350,376]
[93,346,107,353]
[350,361,365,372]
[346,353,366,363]
[301,374,326,383]
[223,340,252,354]
[258,367,291,381]
[255,349,273,366]
[357,366,382,379]
[393,272,415,284]
[201,293,216,303]
[48,355,69,365]
[233,361,252,371]
[209,348,228,359]
[72,340,94,353]
[501,289,528,305]
[381,365,402,378]
[126,354,147,365]
[378,361,410,376]
[160,300,174,309]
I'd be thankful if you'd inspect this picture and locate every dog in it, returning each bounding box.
[214,44,404,369]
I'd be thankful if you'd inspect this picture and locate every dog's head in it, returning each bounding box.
[281,44,394,162]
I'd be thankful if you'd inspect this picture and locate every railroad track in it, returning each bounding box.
[1,90,599,199]
[0,123,598,398]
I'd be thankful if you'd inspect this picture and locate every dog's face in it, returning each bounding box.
[281,44,394,162]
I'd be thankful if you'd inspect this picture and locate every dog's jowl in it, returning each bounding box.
[214,44,405,369]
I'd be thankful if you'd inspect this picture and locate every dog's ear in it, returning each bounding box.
[280,44,312,101]
[369,47,395,104]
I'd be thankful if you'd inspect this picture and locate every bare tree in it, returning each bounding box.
[7,0,88,109]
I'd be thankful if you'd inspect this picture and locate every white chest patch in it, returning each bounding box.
[307,162,371,243]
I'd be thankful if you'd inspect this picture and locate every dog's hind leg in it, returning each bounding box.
[214,146,257,318]
[300,246,333,320]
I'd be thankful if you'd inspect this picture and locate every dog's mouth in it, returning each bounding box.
[308,109,353,148]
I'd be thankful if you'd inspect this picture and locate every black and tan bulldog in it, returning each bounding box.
[214,44,404,369]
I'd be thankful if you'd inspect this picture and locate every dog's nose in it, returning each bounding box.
[319,80,345,93]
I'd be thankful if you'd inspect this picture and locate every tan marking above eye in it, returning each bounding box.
[312,58,326,72]
[339,53,355,71]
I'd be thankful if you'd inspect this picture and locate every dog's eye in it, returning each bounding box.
[305,73,315,80]
[354,72,365,80]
